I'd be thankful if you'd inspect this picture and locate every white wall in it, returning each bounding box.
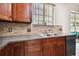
[54,3,79,34]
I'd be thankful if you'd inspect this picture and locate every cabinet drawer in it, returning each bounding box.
[56,37,65,43]
[43,38,55,47]
[55,36,65,40]
[10,41,24,46]
[27,40,41,47]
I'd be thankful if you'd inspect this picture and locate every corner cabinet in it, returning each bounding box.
[12,3,32,23]
[0,41,24,56]
[0,3,12,21]
[0,3,32,23]
[10,42,24,56]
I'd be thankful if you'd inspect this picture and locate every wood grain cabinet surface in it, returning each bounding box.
[25,40,42,56]
[10,42,25,56]
[55,37,66,56]
[0,3,12,21]
[42,37,66,56]
[0,41,25,56]
[42,38,56,56]
[0,37,67,56]
[12,3,32,23]
[0,3,32,23]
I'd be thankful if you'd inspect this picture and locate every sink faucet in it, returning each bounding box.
[46,28,52,36]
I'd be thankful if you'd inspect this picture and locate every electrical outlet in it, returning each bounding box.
[59,28,62,31]
[27,28,31,32]
[8,28,12,32]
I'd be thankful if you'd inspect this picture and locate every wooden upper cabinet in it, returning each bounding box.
[0,3,32,22]
[12,3,32,23]
[0,3,12,21]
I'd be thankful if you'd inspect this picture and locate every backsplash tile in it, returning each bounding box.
[0,22,31,36]
[31,25,62,34]
[0,22,62,37]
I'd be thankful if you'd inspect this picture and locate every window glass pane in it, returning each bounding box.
[45,10,49,16]
[32,3,54,25]
[49,6,53,16]
[45,21,52,25]
[33,9,35,14]
[33,21,39,24]
[32,15,35,21]
[35,15,39,20]
[45,4,49,16]
[38,10,43,15]
[39,16,43,21]
[39,4,43,10]
[35,9,39,14]
[45,4,49,9]
[48,21,53,25]
[38,21,44,25]
[49,17,52,22]
[45,22,49,25]
[44,16,49,22]
[35,3,39,9]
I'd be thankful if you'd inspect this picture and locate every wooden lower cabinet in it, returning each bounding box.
[0,41,25,56]
[0,37,66,56]
[25,40,42,56]
[42,38,56,56]
[11,42,24,56]
[55,37,66,56]
[42,37,66,56]
[0,45,11,56]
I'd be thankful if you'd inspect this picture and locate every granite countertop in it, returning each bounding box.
[0,33,76,49]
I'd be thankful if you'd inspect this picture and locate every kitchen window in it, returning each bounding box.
[71,12,79,32]
[70,12,79,36]
[32,3,55,25]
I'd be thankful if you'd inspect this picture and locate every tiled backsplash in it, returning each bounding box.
[0,22,31,36]
[0,22,62,36]
[31,25,62,34]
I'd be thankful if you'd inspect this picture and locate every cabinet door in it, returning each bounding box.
[43,38,56,56]
[0,45,10,56]
[10,42,24,56]
[24,41,28,56]
[0,3,12,21]
[12,3,32,22]
[0,47,6,56]
[26,40,42,56]
[55,37,66,56]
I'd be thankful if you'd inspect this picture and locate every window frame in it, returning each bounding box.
[32,3,55,25]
